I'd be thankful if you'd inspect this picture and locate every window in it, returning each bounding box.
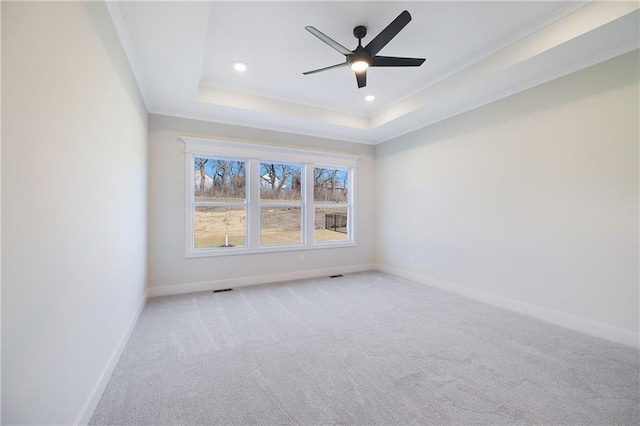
[193,157,246,249]
[313,166,350,243]
[260,162,303,246]
[184,137,358,257]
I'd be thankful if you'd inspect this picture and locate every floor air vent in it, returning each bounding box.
[213,288,233,293]
[329,274,344,278]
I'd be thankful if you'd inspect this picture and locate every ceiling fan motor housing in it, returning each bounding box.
[349,46,371,69]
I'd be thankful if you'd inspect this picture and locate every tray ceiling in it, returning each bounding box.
[108,1,639,144]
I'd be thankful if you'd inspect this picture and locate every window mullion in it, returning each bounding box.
[193,202,246,207]
[248,158,260,249]
[186,154,195,257]
[260,202,303,208]
[348,167,356,242]
[304,163,314,245]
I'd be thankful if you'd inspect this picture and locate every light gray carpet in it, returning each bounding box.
[90,271,639,425]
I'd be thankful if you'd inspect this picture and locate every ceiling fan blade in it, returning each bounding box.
[371,56,425,67]
[364,10,412,57]
[356,70,367,88]
[303,62,348,75]
[305,26,353,56]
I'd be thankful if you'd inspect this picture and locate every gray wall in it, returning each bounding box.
[376,50,639,345]
[2,2,148,423]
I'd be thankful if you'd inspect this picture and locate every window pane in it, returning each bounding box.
[260,163,302,202]
[195,206,245,248]
[261,207,302,246]
[194,158,246,202]
[315,207,349,242]
[313,167,348,203]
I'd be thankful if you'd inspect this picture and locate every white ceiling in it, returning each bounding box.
[108,1,639,144]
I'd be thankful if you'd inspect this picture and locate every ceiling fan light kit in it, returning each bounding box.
[303,10,426,89]
[350,61,369,72]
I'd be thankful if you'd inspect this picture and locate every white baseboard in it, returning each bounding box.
[74,291,148,425]
[148,263,377,298]
[377,264,639,349]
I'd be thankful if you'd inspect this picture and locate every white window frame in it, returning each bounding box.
[259,160,305,248]
[183,136,359,258]
[311,164,353,246]
[190,154,249,252]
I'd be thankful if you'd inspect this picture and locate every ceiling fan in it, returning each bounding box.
[303,10,425,89]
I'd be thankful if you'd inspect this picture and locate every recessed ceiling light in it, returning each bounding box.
[364,95,375,102]
[232,61,247,72]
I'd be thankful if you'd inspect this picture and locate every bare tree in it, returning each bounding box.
[205,160,246,199]
[260,163,300,200]
[229,161,246,198]
[194,158,209,195]
[215,160,228,197]
[314,167,348,202]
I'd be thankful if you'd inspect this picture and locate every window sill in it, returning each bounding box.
[186,241,356,258]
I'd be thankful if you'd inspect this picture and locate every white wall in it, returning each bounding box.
[2,2,148,424]
[148,114,375,294]
[0,3,3,421]
[376,50,639,346]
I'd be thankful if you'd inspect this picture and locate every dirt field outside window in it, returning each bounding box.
[194,207,348,248]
